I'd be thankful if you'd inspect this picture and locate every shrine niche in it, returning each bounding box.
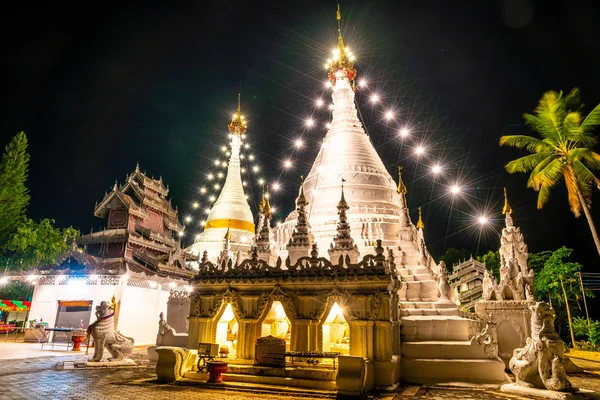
[322,302,349,355]
[215,303,239,358]
[260,301,291,350]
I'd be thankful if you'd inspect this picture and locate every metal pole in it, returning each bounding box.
[578,271,591,326]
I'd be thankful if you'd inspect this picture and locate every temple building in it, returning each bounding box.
[449,256,486,311]
[185,6,506,388]
[26,166,196,345]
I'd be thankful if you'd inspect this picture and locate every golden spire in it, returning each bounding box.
[397,166,407,194]
[325,4,357,88]
[224,225,231,240]
[502,187,512,214]
[416,207,425,229]
[228,93,248,134]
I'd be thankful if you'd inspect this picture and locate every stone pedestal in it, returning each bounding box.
[501,384,600,400]
[476,300,535,367]
[206,361,228,383]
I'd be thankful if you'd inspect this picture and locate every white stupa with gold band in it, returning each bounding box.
[187,95,255,262]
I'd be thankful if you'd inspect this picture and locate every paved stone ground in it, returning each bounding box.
[2,348,600,400]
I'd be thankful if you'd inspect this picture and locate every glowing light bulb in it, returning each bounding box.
[326,123,332,129]
[265,193,270,199]
[399,128,409,137]
[277,221,282,227]
[295,139,304,148]
[328,104,334,110]
[370,94,379,103]
[240,154,245,160]
[241,168,246,173]
[325,81,332,88]
[217,172,224,178]
[316,99,324,107]
[214,160,220,166]
[258,178,265,185]
[431,164,442,175]
[359,79,367,87]
[450,185,461,195]
[200,187,207,194]
[195,234,201,240]
[478,216,489,225]
[242,181,247,186]
[214,184,220,190]
[414,146,425,156]
[205,208,210,214]
[249,154,255,161]
[192,202,199,208]
[209,195,216,201]
[385,111,394,120]
[201,220,206,225]
[185,216,192,222]
[178,231,184,237]
[306,118,314,127]
[284,160,292,168]
[322,142,328,149]
[272,183,280,191]
[245,143,250,149]
[253,166,259,172]
[221,146,227,152]
[207,174,214,180]
[271,206,277,212]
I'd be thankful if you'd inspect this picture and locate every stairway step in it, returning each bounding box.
[402,341,489,359]
[222,373,337,391]
[401,316,477,341]
[226,365,335,381]
[401,308,459,317]
[401,358,507,384]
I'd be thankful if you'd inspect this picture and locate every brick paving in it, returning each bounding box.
[2,347,600,400]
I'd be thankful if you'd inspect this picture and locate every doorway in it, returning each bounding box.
[261,300,291,350]
[322,302,349,355]
[215,303,238,358]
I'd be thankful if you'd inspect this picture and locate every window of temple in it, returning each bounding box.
[260,301,291,350]
[322,302,349,355]
[215,303,238,358]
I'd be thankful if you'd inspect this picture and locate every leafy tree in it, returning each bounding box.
[2,218,78,270]
[573,316,600,349]
[528,250,553,275]
[0,281,33,301]
[440,247,470,271]
[536,247,590,345]
[477,250,500,281]
[0,132,30,245]
[499,89,600,256]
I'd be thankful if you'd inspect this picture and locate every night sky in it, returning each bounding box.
[1,0,600,268]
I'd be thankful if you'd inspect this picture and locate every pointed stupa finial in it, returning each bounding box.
[224,225,231,240]
[297,176,308,207]
[135,162,140,173]
[113,180,118,191]
[416,206,425,230]
[325,4,357,89]
[228,93,247,134]
[397,166,407,194]
[338,179,348,211]
[502,187,512,215]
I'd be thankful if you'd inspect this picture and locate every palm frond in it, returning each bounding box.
[569,148,600,171]
[526,155,556,188]
[523,114,561,144]
[573,160,599,207]
[537,184,553,209]
[505,153,553,174]
[530,158,563,189]
[579,103,600,134]
[499,135,553,153]
[564,88,582,112]
[535,91,566,142]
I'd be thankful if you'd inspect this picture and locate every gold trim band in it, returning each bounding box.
[204,218,255,233]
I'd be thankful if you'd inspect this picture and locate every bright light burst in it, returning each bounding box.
[272,182,281,191]
[370,94,379,103]
[305,118,314,127]
[399,128,409,137]
[478,216,489,225]
[385,111,394,120]
[185,216,192,222]
[431,164,442,175]
[450,185,462,195]
[295,139,304,148]
[359,79,367,87]
[253,165,259,172]
[258,178,265,185]
[284,159,292,168]
[316,99,324,107]
[414,146,425,156]
[192,202,199,208]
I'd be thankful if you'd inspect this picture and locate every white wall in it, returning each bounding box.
[29,279,172,346]
[29,280,123,327]
[117,285,170,345]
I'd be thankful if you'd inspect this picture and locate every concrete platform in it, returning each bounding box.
[501,383,600,399]
[85,358,136,367]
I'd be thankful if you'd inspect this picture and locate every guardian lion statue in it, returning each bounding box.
[87,300,134,362]
[508,302,574,392]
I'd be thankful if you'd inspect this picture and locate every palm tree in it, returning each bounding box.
[500,88,600,256]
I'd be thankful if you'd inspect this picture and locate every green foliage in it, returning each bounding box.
[440,247,470,271]
[0,280,33,301]
[528,250,553,275]
[2,218,78,271]
[500,89,600,217]
[477,250,500,281]
[535,247,587,304]
[0,132,30,244]
[573,316,600,349]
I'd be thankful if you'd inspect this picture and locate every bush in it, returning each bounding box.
[573,316,600,350]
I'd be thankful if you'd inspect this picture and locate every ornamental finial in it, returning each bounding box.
[416,207,425,230]
[228,93,247,134]
[502,187,512,215]
[325,4,357,89]
[397,166,407,194]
